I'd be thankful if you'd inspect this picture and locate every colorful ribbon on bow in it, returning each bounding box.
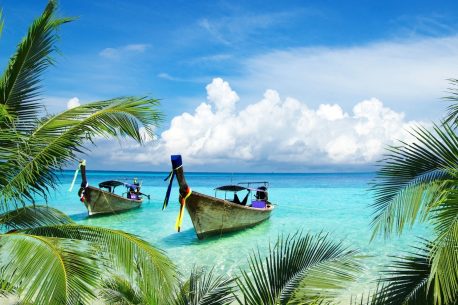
[163,164,183,210]
[163,169,175,210]
[175,186,192,232]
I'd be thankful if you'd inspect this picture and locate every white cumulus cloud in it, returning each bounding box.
[106,78,420,171]
[66,97,80,109]
[232,35,458,121]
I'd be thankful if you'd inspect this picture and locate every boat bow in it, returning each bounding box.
[166,155,274,239]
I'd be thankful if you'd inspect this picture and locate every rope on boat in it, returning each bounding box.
[68,160,85,192]
[175,186,192,232]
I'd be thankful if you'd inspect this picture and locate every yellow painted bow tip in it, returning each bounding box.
[175,188,192,232]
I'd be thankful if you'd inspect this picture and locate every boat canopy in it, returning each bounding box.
[99,180,137,189]
[215,182,269,193]
[215,185,247,192]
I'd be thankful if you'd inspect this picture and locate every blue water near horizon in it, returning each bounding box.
[44,170,430,299]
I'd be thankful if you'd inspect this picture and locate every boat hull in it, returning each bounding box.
[83,186,142,216]
[185,191,273,239]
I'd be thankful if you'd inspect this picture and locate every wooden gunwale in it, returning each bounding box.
[79,162,142,216]
[83,186,142,216]
[185,190,273,239]
[171,155,274,239]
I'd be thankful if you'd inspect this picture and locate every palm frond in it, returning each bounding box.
[236,232,363,305]
[429,233,458,305]
[0,233,101,304]
[100,275,145,305]
[174,267,236,305]
[371,124,458,238]
[0,267,17,298]
[443,79,458,127]
[0,0,72,132]
[20,224,177,304]
[0,97,162,210]
[375,242,435,305]
[431,186,458,239]
[429,182,458,304]
[0,205,73,231]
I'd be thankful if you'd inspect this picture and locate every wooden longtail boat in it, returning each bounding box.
[77,160,145,216]
[169,155,274,239]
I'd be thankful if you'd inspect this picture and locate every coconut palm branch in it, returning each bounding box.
[371,124,458,238]
[100,275,145,305]
[173,267,236,305]
[427,185,458,305]
[0,0,161,210]
[444,79,458,126]
[99,267,235,305]
[372,92,458,304]
[375,243,436,305]
[429,242,458,305]
[351,245,440,305]
[0,0,72,132]
[0,233,101,304]
[236,232,363,305]
[0,206,177,304]
[20,224,177,304]
[0,0,68,207]
[0,1,173,304]
[0,205,73,231]
[0,96,162,210]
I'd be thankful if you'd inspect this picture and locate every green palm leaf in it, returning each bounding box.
[0,97,162,209]
[0,1,170,304]
[100,275,145,305]
[374,242,436,305]
[429,234,458,305]
[429,184,458,305]
[236,232,363,305]
[0,233,101,304]
[371,124,458,238]
[173,267,236,305]
[444,79,458,126]
[0,0,72,131]
[0,267,17,299]
[0,205,73,231]
[21,224,177,304]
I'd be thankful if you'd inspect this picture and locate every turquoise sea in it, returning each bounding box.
[47,170,430,299]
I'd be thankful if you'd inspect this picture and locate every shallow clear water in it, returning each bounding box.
[45,170,430,297]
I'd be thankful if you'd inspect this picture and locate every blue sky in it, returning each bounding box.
[2,0,458,171]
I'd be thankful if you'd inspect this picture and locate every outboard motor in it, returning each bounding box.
[256,186,268,201]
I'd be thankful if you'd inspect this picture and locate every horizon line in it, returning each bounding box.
[60,169,376,175]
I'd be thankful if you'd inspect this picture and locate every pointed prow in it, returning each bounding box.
[79,159,87,187]
[171,155,189,197]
